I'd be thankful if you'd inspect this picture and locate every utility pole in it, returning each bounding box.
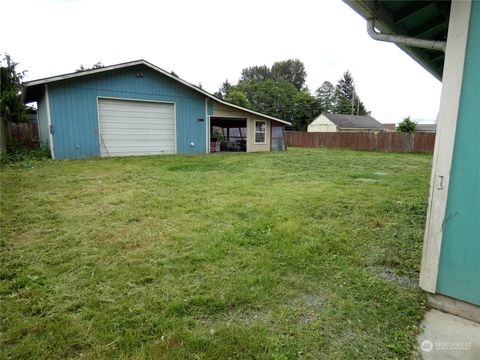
[351,91,360,115]
[351,92,355,115]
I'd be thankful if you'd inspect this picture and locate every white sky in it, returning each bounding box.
[1,0,442,124]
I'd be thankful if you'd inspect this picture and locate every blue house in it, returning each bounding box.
[22,60,290,160]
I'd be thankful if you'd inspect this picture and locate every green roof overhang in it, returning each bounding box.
[344,1,451,80]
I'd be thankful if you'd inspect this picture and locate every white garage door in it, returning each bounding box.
[98,98,175,157]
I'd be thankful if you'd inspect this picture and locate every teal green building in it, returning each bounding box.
[346,0,479,321]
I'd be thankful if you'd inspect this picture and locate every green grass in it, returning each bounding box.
[0,148,432,359]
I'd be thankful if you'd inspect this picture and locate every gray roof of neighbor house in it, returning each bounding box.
[344,1,451,80]
[416,123,437,132]
[323,113,385,130]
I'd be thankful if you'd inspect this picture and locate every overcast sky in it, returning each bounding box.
[2,0,442,124]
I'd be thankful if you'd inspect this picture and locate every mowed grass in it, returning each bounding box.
[0,148,432,359]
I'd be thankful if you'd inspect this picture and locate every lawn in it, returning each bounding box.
[0,148,432,359]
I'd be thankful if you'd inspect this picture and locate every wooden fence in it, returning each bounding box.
[285,131,435,153]
[6,122,40,149]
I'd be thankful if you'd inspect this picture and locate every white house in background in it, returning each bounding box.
[416,123,437,133]
[307,113,385,133]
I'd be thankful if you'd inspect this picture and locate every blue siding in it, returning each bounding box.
[37,95,49,145]
[436,2,480,305]
[207,98,214,116]
[48,65,207,159]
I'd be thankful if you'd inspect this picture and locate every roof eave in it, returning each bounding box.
[22,59,291,126]
[343,0,443,81]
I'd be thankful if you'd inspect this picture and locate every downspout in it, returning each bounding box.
[367,18,446,52]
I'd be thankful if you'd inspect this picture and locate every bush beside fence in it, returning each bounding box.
[285,132,435,153]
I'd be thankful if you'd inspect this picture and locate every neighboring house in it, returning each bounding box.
[307,113,385,133]
[382,123,396,132]
[22,60,290,160]
[346,0,479,320]
[415,123,437,133]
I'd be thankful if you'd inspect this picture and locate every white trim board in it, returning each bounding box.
[419,0,472,293]
[44,84,55,160]
[205,98,209,154]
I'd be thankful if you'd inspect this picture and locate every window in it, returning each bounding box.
[254,120,266,144]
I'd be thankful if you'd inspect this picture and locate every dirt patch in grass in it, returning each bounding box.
[368,266,419,289]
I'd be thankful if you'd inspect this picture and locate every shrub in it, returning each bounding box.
[397,117,416,133]
[0,144,50,166]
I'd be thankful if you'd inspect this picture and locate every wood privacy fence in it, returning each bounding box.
[6,122,40,149]
[285,131,435,153]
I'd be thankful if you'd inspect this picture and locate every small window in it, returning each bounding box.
[255,121,266,144]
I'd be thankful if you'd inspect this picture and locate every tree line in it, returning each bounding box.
[213,59,368,130]
[1,54,421,135]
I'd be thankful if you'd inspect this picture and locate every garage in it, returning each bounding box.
[22,60,289,159]
[98,98,175,157]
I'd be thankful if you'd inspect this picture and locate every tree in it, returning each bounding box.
[238,59,307,90]
[76,62,104,72]
[0,54,27,123]
[215,59,316,130]
[214,79,232,100]
[239,65,271,83]
[335,71,368,115]
[291,90,320,130]
[226,80,317,130]
[271,59,306,90]
[337,70,355,101]
[397,117,416,132]
[315,81,335,113]
[333,85,351,114]
[225,89,250,108]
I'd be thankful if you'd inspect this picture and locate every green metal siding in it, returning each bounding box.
[436,1,480,305]
[47,65,207,159]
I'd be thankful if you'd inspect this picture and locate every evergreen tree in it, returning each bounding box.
[0,54,27,123]
[214,79,232,100]
[397,117,416,132]
[335,71,368,115]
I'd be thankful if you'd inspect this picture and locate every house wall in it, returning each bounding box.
[47,65,208,159]
[337,128,383,133]
[212,102,271,152]
[307,115,337,132]
[36,95,49,145]
[247,117,271,152]
[435,0,480,306]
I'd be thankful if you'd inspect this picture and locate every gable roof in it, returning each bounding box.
[22,59,291,126]
[322,113,385,130]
